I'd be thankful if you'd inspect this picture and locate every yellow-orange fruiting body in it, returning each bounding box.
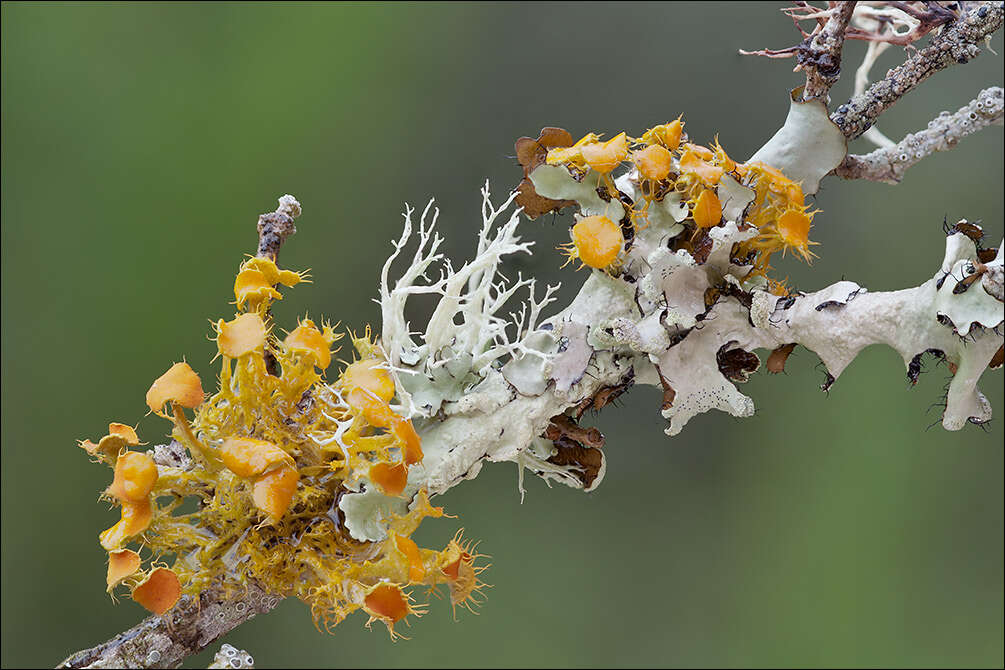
[712,138,736,172]
[145,362,204,414]
[546,132,601,170]
[242,257,303,288]
[363,583,412,626]
[284,320,333,369]
[775,208,814,261]
[234,268,282,309]
[683,143,715,161]
[81,423,142,463]
[106,549,142,591]
[580,132,629,174]
[347,387,396,428]
[233,257,304,309]
[436,532,489,615]
[392,417,423,465]
[679,149,724,187]
[107,451,159,503]
[100,499,153,551]
[82,244,486,636]
[216,313,267,358]
[220,437,293,478]
[570,215,624,269]
[394,534,426,583]
[252,464,299,520]
[642,119,684,151]
[692,190,722,228]
[107,423,140,445]
[342,359,395,402]
[633,145,673,182]
[369,461,409,497]
[131,567,181,615]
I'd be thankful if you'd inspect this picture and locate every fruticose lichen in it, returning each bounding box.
[79,91,1002,637]
[81,212,487,636]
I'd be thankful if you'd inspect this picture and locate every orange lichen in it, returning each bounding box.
[733,160,820,271]
[774,209,815,260]
[342,359,395,403]
[633,144,673,182]
[679,148,724,187]
[284,319,336,369]
[640,118,684,151]
[216,313,267,358]
[251,463,300,521]
[107,451,158,503]
[220,437,293,478]
[369,462,409,497]
[362,583,424,639]
[80,422,141,463]
[83,243,482,637]
[242,257,304,289]
[580,132,629,174]
[346,387,397,428]
[234,267,282,309]
[392,417,423,466]
[691,189,722,228]
[546,132,602,172]
[394,535,426,583]
[131,567,181,616]
[99,499,153,551]
[107,423,140,445]
[564,215,624,270]
[435,532,490,617]
[106,549,142,591]
[233,257,305,310]
[682,143,715,161]
[145,362,204,414]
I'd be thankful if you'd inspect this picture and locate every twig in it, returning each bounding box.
[835,87,1004,182]
[740,1,858,101]
[831,1,1003,139]
[256,194,301,262]
[57,582,278,669]
[801,1,858,101]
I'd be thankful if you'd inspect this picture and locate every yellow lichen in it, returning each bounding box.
[80,252,484,634]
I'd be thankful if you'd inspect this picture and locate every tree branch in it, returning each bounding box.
[831,1,1003,140]
[835,86,1004,182]
[802,1,858,101]
[58,582,277,669]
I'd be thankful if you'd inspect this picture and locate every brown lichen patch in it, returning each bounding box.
[655,366,677,409]
[514,127,577,219]
[544,413,604,450]
[767,343,797,374]
[546,440,604,490]
[716,345,761,383]
[543,414,604,489]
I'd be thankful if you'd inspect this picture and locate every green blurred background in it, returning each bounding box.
[2,3,1002,667]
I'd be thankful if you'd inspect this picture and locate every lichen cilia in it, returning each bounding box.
[79,253,487,638]
[540,117,818,274]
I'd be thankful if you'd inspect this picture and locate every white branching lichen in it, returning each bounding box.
[338,93,1003,544]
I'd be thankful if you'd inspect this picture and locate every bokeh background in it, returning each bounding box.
[2,2,1003,668]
